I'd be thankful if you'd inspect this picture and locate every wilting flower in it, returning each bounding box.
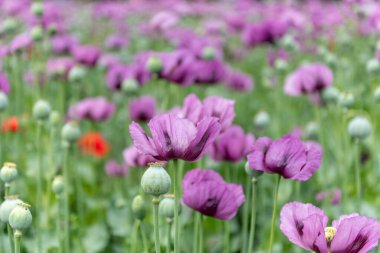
[129,112,221,162]
[0,72,10,95]
[78,132,109,157]
[72,45,101,67]
[129,96,156,122]
[68,97,115,122]
[211,125,254,163]
[105,160,128,177]
[2,116,19,133]
[284,63,333,100]
[224,69,254,92]
[182,169,245,220]
[280,202,380,253]
[123,146,157,168]
[247,135,323,181]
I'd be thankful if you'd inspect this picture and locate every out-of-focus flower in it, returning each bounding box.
[129,112,221,162]
[72,45,101,67]
[68,97,115,122]
[247,135,323,181]
[9,33,32,54]
[182,169,245,220]
[51,34,78,54]
[78,132,109,158]
[129,96,156,122]
[105,34,128,50]
[46,58,75,78]
[0,72,10,95]
[192,58,227,85]
[224,69,254,92]
[105,160,128,177]
[2,116,19,133]
[280,202,380,252]
[150,11,179,32]
[242,20,287,48]
[211,125,254,163]
[123,146,157,168]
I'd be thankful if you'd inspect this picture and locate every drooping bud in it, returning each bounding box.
[0,196,23,223]
[33,100,51,121]
[348,116,371,140]
[9,202,32,231]
[52,176,64,195]
[132,195,146,220]
[141,162,171,197]
[0,162,18,184]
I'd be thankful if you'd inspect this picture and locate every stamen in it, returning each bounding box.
[325,227,337,242]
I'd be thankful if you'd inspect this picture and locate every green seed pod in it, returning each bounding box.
[61,121,81,144]
[1,18,18,34]
[68,66,86,83]
[159,194,176,220]
[202,46,216,61]
[0,92,9,112]
[122,79,139,95]
[33,100,51,121]
[366,58,380,74]
[31,26,44,42]
[0,162,18,183]
[374,87,380,103]
[132,195,146,220]
[52,176,64,195]
[49,111,60,126]
[146,57,162,74]
[254,111,270,130]
[0,196,23,223]
[9,203,32,231]
[244,162,263,179]
[348,116,371,140]
[339,92,355,108]
[304,122,319,140]
[321,87,340,105]
[31,2,44,17]
[141,163,171,197]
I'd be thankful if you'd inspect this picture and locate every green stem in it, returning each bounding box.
[269,175,281,253]
[198,215,203,253]
[7,224,14,253]
[247,178,257,253]
[56,195,64,253]
[153,198,161,253]
[140,222,148,253]
[193,213,199,253]
[62,145,70,253]
[223,222,230,253]
[14,231,21,253]
[354,140,362,210]
[36,121,43,253]
[173,160,180,253]
[131,219,140,253]
[166,221,172,253]
[242,176,251,253]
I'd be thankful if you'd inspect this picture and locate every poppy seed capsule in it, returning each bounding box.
[132,195,146,220]
[0,162,18,183]
[304,122,319,140]
[122,79,139,94]
[52,176,64,195]
[244,161,263,179]
[0,196,23,223]
[146,57,162,73]
[68,66,86,83]
[31,26,43,42]
[339,92,355,108]
[141,163,171,197]
[9,203,32,231]
[49,111,60,126]
[33,100,51,121]
[254,111,270,129]
[348,116,372,140]
[31,2,44,17]
[321,86,340,105]
[159,194,176,220]
[61,121,81,143]
[0,92,8,112]
[366,58,380,73]
[202,47,216,61]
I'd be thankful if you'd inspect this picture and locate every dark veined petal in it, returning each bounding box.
[247,137,273,172]
[291,141,323,181]
[129,121,159,158]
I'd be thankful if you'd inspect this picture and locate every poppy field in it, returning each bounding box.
[1,0,380,252]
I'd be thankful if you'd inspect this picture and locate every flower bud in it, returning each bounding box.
[159,194,176,220]
[31,26,44,42]
[132,195,146,220]
[9,203,32,231]
[374,86,380,103]
[0,196,23,223]
[33,100,51,121]
[202,46,216,61]
[68,66,86,83]
[0,162,18,183]
[348,116,371,140]
[254,111,270,130]
[49,111,60,126]
[244,162,263,179]
[321,87,340,105]
[52,176,64,195]
[0,92,8,112]
[122,79,139,94]
[141,163,171,197]
[339,92,355,108]
[146,57,162,74]
[61,121,81,144]
[304,122,319,140]
[31,2,44,17]
[366,58,380,74]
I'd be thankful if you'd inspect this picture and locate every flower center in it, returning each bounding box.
[325,227,337,242]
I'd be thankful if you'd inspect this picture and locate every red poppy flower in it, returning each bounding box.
[2,116,20,133]
[78,132,109,157]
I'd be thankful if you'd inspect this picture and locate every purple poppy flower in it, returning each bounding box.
[46,58,75,78]
[129,112,221,162]
[105,160,128,177]
[224,69,254,92]
[106,63,129,90]
[97,54,120,71]
[247,135,323,181]
[331,189,341,206]
[68,97,115,122]
[211,125,254,163]
[72,45,101,67]
[280,202,380,253]
[182,169,245,220]
[284,63,333,97]
[315,191,327,202]
[105,34,128,50]
[9,33,33,54]
[129,96,156,122]
[123,146,158,168]
[192,58,227,85]
[51,35,78,54]
[267,48,289,67]
[150,11,179,32]
[242,20,287,48]
[0,72,10,95]
[159,50,195,86]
